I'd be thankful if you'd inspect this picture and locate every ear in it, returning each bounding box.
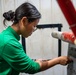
[20,17,28,27]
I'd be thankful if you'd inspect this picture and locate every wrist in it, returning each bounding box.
[54,57,60,64]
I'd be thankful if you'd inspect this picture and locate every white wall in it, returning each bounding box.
[0,0,76,75]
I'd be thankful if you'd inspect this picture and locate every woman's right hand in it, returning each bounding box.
[58,56,72,65]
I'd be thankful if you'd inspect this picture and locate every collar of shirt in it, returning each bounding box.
[6,26,20,41]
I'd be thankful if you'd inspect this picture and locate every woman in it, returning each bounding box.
[0,2,72,75]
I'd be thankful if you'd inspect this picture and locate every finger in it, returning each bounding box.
[67,56,73,63]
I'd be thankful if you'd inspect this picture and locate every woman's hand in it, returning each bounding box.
[35,56,72,71]
[58,56,72,65]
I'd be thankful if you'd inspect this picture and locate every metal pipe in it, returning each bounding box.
[57,0,76,37]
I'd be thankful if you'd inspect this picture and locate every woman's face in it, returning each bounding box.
[21,18,39,38]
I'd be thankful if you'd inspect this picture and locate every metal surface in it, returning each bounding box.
[67,44,76,75]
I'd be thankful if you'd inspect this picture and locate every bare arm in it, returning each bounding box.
[35,56,72,71]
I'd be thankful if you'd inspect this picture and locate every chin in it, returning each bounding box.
[28,33,32,36]
[25,36,29,38]
[23,33,32,38]
[22,35,28,38]
[25,35,30,38]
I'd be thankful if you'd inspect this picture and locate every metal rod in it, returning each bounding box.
[21,36,26,53]
[22,24,62,56]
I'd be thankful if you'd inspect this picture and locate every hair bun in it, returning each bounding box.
[3,10,14,21]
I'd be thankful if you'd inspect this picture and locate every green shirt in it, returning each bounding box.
[0,26,40,75]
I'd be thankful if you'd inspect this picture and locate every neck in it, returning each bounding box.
[11,24,21,35]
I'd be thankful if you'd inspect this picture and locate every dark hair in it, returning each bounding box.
[3,2,41,25]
